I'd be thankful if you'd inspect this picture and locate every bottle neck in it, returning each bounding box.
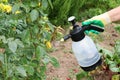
[70,27,85,42]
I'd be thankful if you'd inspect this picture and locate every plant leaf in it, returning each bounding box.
[16,66,27,77]
[8,41,17,53]
[30,9,39,22]
[0,54,4,64]
[36,46,46,59]
[15,39,24,48]
[50,57,60,68]
[76,71,88,80]
[12,3,20,13]
[109,63,119,72]
[48,0,53,9]
[25,66,34,76]
[110,67,120,72]
[22,29,30,44]
[41,0,48,10]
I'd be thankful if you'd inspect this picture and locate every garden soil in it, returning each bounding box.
[46,23,120,80]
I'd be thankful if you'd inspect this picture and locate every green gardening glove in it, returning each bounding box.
[82,20,104,34]
[82,12,111,34]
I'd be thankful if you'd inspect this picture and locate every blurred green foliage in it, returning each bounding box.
[47,0,120,26]
[0,0,60,80]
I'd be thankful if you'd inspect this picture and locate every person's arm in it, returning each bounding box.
[91,6,120,26]
[108,6,120,22]
[82,6,120,27]
[82,6,120,34]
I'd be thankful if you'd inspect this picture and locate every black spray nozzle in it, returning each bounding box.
[63,34,71,41]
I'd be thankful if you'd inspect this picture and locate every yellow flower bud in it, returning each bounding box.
[3,5,12,13]
[15,10,21,14]
[38,2,41,6]
[43,16,48,21]
[46,41,52,49]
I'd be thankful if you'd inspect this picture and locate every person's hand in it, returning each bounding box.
[82,12,111,34]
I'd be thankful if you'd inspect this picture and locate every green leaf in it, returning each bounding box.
[109,63,120,72]
[36,46,46,59]
[47,23,54,32]
[50,57,60,68]
[106,59,114,65]
[0,54,4,64]
[8,41,17,53]
[16,66,27,77]
[25,66,34,76]
[97,44,113,57]
[7,69,13,77]
[40,65,46,76]
[0,36,7,43]
[30,9,39,22]
[41,0,48,10]
[76,71,88,80]
[12,3,20,13]
[110,67,120,72]
[33,26,39,34]
[42,56,50,65]
[22,29,30,44]
[48,0,53,9]
[15,39,24,48]
[30,1,38,7]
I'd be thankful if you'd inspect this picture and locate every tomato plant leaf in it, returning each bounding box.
[8,41,17,53]
[12,3,20,13]
[41,0,48,10]
[110,67,120,72]
[0,54,4,64]
[42,56,50,65]
[15,39,24,48]
[50,57,60,68]
[30,9,39,22]
[36,46,46,59]
[21,29,30,44]
[16,66,27,77]
[48,0,53,9]
[25,66,34,76]
[0,36,7,43]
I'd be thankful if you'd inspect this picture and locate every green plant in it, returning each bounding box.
[0,0,59,80]
[76,71,93,80]
[98,40,120,73]
[115,24,120,33]
[47,0,120,26]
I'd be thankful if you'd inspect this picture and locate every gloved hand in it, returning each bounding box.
[82,12,111,34]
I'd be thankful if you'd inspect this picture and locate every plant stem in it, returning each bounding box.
[5,53,8,80]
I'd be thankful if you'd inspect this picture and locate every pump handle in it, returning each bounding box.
[90,24,104,32]
[82,24,104,32]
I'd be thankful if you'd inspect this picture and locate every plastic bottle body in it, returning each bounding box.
[72,35,100,67]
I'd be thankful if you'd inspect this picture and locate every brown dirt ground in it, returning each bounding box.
[46,23,120,80]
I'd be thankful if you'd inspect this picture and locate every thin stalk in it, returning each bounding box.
[5,53,8,80]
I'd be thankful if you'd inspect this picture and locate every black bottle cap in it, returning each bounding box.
[70,25,85,42]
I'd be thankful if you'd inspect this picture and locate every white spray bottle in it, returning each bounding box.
[63,16,104,71]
